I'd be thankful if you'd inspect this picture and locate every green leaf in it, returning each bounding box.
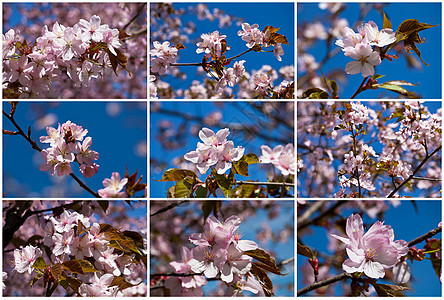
[97,200,109,213]
[29,273,43,290]
[244,248,285,275]
[396,19,439,66]
[250,263,274,296]
[301,87,329,99]
[231,184,255,198]
[329,80,338,97]
[62,259,100,275]
[373,81,419,98]
[233,153,259,177]
[383,11,392,29]
[32,256,47,270]
[297,242,315,258]
[51,263,64,280]
[59,276,83,294]
[155,168,197,182]
[243,153,260,165]
[334,124,346,131]
[232,160,250,176]
[372,74,386,80]
[202,200,222,221]
[214,172,234,197]
[167,177,194,198]
[371,282,413,296]
[195,185,207,198]
[379,80,419,87]
[110,276,142,292]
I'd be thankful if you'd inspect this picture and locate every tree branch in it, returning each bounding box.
[150,200,190,217]
[3,109,100,198]
[298,200,346,230]
[235,181,294,187]
[350,76,369,99]
[151,272,203,277]
[297,272,353,296]
[408,226,442,247]
[387,145,442,198]
[297,225,442,296]
[122,3,146,31]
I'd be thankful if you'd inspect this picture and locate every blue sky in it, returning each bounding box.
[298,200,442,296]
[3,102,147,197]
[297,2,442,99]
[150,2,295,96]
[297,101,442,198]
[150,101,294,198]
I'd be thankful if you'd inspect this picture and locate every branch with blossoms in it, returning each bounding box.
[298,101,441,198]
[150,2,294,99]
[150,214,287,296]
[298,204,442,296]
[3,200,147,296]
[3,102,146,198]
[298,4,439,99]
[155,127,294,198]
[2,15,134,98]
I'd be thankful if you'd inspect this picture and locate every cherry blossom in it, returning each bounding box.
[39,120,98,178]
[184,127,245,175]
[344,43,381,77]
[13,245,43,274]
[331,213,408,279]
[98,172,128,198]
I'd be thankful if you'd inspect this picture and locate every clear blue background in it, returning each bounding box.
[3,102,147,197]
[297,3,442,99]
[150,101,294,198]
[297,200,442,296]
[150,2,295,96]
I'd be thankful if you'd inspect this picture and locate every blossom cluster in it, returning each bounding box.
[13,209,141,296]
[331,213,409,279]
[3,15,124,98]
[184,127,245,175]
[196,31,230,60]
[39,120,99,178]
[238,23,285,61]
[165,215,264,296]
[335,21,396,77]
[259,144,295,176]
[98,172,128,198]
[150,41,178,75]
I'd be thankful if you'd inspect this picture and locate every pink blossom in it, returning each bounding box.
[214,141,244,174]
[52,229,75,256]
[364,21,396,47]
[331,213,408,278]
[13,245,43,274]
[344,43,381,77]
[8,55,32,86]
[98,172,128,198]
[78,15,107,42]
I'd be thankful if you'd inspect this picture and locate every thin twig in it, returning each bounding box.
[407,226,442,247]
[298,201,347,231]
[122,3,147,31]
[297,272,353,296]
[297,201,326,228]
[350,76,369,99]
[3,109,100,198]
[412,176,441,182]
[150,200,190,217]
[151,272,203,277]
[235,181,294,187]
[387,145,442,198]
